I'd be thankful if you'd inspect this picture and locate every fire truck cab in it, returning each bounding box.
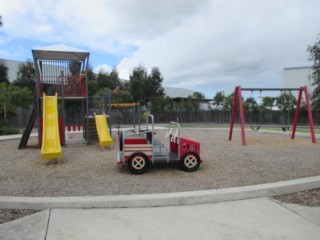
[117,114,202,174]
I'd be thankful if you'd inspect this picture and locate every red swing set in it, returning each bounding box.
[229,85,317,145]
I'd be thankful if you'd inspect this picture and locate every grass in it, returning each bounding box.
[261,127,320,134]
[157,123,320,134]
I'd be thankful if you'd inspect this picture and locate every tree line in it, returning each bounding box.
[213,90,298,112]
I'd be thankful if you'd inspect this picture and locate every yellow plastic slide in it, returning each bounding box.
[94,112,113,146]
[41,93,62,159]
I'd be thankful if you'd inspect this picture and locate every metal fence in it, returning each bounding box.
[110,109,320,126]
[7,107,320,130]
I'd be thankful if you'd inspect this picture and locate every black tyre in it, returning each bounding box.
[180,152,200,172]
[128,153,150,174]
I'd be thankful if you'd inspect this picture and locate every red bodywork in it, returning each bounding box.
[123,136,153,161]
[170,136,201,159]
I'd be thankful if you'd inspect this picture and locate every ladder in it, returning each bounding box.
[18,101,37,149]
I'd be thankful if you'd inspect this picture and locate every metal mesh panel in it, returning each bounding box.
[36,60,86,97]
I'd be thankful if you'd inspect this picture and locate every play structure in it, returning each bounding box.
[40,93,62,160]
[19,44,91,153]
[89,91,140,136]
[93,112,113,147]
[88,95,113,140]
[117,113,203,174]
[229,86,316,145]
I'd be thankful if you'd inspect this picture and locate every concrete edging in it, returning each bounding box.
[1,175,320,210]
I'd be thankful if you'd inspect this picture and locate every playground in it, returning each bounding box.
[2,45,319,197]
[0,128,319,197]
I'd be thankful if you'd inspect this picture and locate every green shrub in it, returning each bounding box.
[0,125,19,135]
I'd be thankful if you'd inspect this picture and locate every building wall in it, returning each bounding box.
[0,59,26,82]
[283,66,315,98]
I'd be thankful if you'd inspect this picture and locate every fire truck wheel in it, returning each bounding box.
[180,152,200,172]
[128,153,150,174]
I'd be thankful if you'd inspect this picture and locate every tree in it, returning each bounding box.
[128,65,164,107]
[0,61,9,84]
[244,97,258,112]
[192,92,205,108]
[0,83,33,122]
[179,91,205,122]
[223,93,234,110]
[96,67,121,91]
[88,78,99,96]
[145,67,164,106]
[276,91,296,112]
[116,90,133,104]
[307,34,320,109]
[86,64,96,82]
[129,65,148,105]
[152,96,172,122]
[181,92,205,111]
[261,96,275,110]
[109,68,122,90]
[122,80,130,91]
[96,70,110,89]
[86,65,99,96]
[213,91,225,108]
[95,87,111,97]
[13,61,36,95]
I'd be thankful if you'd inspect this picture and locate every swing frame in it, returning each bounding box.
[279,90,292,132]
[249,90,263,131]
[229,86,316,145]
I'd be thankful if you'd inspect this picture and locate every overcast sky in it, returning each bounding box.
[1,0,319,98]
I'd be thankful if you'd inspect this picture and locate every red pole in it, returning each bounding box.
[291,86,316,144]
[303,86,316,143]
[237,86,246,145]
[291,88,302,140]
[228,86,246,145]
[229,87,238,141]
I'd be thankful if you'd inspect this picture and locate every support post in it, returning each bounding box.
[238,86,246,145]
[228,87,238,141]
[229,86,246,145]
[61,71,66,146]
[291,86,316,143]
[291,88,302,140]
[303,86,316,143]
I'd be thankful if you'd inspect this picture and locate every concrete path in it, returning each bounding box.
[1,197,320,240]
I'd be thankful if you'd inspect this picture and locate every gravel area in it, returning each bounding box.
[0,128,319,223]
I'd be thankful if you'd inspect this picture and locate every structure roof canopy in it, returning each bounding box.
[32,44,89,61]
[164,87,196,99]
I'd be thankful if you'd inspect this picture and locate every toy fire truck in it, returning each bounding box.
[117,114,202,174]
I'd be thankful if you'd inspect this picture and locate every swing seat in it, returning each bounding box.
[251,126,261,131]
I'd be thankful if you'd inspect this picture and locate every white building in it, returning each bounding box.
[0,59,26,82]
[283,66,315,98]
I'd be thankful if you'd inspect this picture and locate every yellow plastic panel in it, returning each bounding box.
[41,93,62,159]
[94,113,113,146]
